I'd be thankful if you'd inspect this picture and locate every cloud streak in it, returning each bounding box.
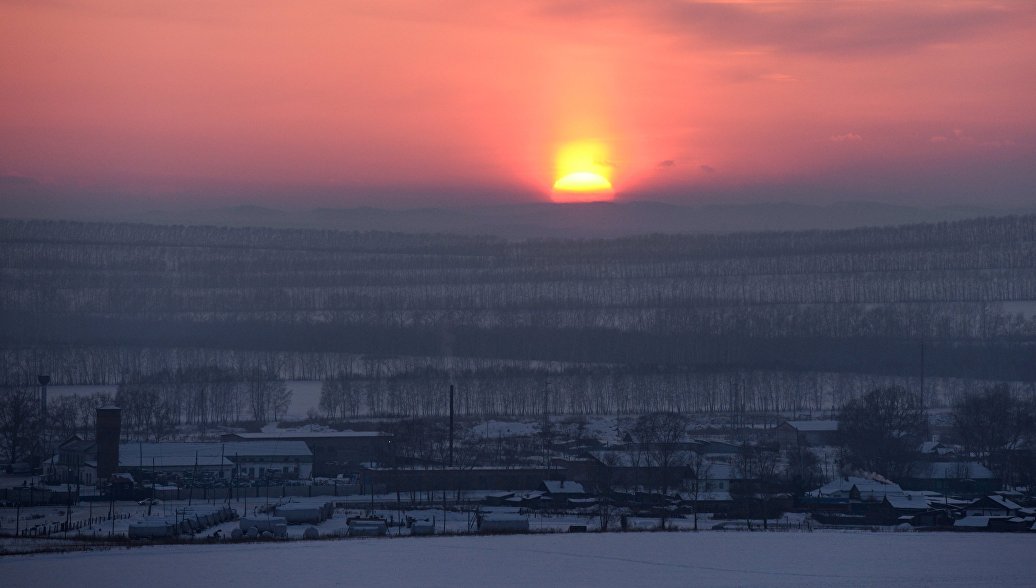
[535,1,1036,57]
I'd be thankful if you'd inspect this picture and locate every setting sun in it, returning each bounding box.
[553,171,613,192]
[552,142,614,202]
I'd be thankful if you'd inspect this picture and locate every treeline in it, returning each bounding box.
[3,325,1035,386]
[317,366,1035,418]
[1,215,1034,392]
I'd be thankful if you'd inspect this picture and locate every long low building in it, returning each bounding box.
[119,441,314,480]
[52,436,314,484]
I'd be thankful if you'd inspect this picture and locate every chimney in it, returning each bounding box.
[96,406,122,482]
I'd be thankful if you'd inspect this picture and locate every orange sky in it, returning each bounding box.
[2,0,1035,208]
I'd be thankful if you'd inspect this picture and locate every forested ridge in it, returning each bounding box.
[1,214,1034,414]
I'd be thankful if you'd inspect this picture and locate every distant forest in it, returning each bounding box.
[1,215,1034,415]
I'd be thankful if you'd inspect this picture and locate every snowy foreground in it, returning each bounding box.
[3,531,1034,587]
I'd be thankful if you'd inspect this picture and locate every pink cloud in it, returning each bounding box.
[831,133,863,143]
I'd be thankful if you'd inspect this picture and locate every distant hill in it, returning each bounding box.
[116,200,1029,239]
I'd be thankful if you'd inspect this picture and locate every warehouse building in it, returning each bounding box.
[221,430,392,476]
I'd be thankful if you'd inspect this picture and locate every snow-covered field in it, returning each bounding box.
[2,531,1032,587]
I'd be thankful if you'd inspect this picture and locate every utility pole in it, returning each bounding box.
[448,384,455,468]
[38,375,50,474]
[189,451,198,506]
[919,340,926,411]
[240,454,246,515]
[542,380,551,470]
[65,480,72,535]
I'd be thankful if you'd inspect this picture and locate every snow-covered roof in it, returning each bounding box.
[809,476,904,500]
[783,420,839,432]
[954,516,990,528]
[230,431,390,439]
[118,441,311,468]
[984,495,1022,511]
[918,441,956,455]
[542,480,585,494]
[884,493,928,511]
[907,461,994,480]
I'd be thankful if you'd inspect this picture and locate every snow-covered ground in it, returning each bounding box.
[2,531,1032,587]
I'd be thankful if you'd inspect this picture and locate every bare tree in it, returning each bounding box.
[250,372,292,423]
[735,442,781,530]
[687,451,711,531]
[0,387,41,467]
[837,387,926,480]
[631,411,691,494]
[953,384,1034,486]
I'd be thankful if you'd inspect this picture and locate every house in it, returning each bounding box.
[539,479,587,504]
[903,508,955,528]
[878,493,932,524]
[954,515,992,531]
[965,495,1021,518]
[118,441,313,481]
[808,476,905,503]
[360,465,561,494]
[679,463,735,513]
[900,461,997,494]
[694,461,735,495]
[483,491,516,506]
[221,430,393,476]
[803,476,909,518]
[49,436,98,485]
[694,440,741,461]
[776,421,839,450]
[918,440,956,457]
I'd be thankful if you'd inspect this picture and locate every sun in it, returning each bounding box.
[551,141,614,203]
[554,171,612,192]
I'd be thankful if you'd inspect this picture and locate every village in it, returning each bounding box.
[3,396,1034,554]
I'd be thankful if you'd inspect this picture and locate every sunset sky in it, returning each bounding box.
[2,0,1035,210]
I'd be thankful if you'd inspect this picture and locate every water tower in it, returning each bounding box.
[96,406,122,481]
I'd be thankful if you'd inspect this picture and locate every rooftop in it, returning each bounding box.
[118,441,312,468]
[783,420,839,432]
[907,461,994,480]
[229,431,391,439]
[541,480,586,495]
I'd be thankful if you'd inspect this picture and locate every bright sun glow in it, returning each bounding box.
[552,141,614,202]
[554,171,613,192]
